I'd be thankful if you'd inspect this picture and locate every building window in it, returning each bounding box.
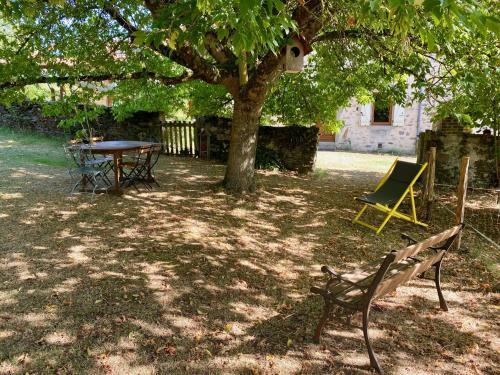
[371,97,393,125]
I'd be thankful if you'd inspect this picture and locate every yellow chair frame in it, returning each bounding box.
[353,158,428,234]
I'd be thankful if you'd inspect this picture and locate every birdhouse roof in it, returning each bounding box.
[292,35,313,55]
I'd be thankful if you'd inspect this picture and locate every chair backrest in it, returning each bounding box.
[149,144,162,170]
[371,161,427,205]
[390,160,425,183]
[364,225,463,304]
[63,144,85,167]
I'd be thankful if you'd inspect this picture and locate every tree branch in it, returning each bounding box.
[109,2,231,86]
[0,71,193,90]
[203,32,236,65]
[102,5,138,36]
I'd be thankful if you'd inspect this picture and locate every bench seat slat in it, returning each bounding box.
[325,258,420,306]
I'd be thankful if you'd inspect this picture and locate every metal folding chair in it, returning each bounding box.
[63,145,110,194]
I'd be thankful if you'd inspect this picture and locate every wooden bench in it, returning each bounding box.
[310,225,464,374]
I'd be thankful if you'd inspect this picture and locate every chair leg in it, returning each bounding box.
[362,306,383,374]
[353,205,368,223]
[434,261,448,311]
[313,302,332,344]
[375,212,393,235]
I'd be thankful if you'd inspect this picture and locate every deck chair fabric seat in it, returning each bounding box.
[356,161,425,207]
[353,159,428,234]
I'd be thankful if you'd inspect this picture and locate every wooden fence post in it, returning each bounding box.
[453,156,470,250]
[421,147,436,220]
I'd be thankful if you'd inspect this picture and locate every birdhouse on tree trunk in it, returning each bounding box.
[284,35,312,73]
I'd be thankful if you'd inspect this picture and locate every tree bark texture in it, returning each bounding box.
[223,96,265,193]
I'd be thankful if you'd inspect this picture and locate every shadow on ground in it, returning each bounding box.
[0,155,498,374]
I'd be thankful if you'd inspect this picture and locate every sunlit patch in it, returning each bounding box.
[0,192,23,199]
[237,259,267,274]
[98,353,155,375]
[340,350,372,367]
[164,314,204,336]
[52,277,81,294]
[0,361,21,374]
[0,330,15,340]
[55,228,74,239]
[22,312,56,327]
[0,213,8,218]
[230,301,277,322]
[44,331,76,345]
[0,290,18,306]
[88,271,127,280]
[32,245,48,250]
[130,319,174,337]
[68,245,90,263]
[55,210,77,220]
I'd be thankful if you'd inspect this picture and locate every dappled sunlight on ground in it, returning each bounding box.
[0,148,498,374]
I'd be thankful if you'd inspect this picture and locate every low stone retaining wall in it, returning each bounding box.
[1,103,319,173]
[0,103,163,141]
[194,116,319,173]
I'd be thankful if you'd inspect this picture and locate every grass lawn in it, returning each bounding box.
[0,129,498,374]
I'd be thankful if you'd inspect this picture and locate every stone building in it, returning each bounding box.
[319,82,434,154]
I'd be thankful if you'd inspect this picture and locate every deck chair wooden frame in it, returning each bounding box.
[353,158,428,234]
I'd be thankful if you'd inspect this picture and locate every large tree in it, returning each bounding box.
[0,0,497,192]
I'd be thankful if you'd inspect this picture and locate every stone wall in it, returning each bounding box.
[0,102,162,141]
[0,102,66,136]
[1,103,319,174]
[193,116,319,173]
[417,118,499,188]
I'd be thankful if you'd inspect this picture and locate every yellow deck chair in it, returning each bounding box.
[353,159,428,234]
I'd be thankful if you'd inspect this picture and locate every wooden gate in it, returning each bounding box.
[162,121,198,156]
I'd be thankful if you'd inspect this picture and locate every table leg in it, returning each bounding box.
[113,152,122,195]
[80,151,87,192]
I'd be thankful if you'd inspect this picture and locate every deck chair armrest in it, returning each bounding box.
[401,233,418,246]
[321,265,367,290]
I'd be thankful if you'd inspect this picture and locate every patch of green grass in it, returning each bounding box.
[0,127,69,168]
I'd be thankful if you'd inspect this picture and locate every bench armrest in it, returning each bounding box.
[321,265,367,290]
[401,233,418,246]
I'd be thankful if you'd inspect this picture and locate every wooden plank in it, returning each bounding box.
[161,126,166,152]
[165,125,171,154]
[183,124,188,154]
[173,125,178,155]
[374,251,445,299]
[392,225,462,263]
[420,147,436,220]
[453,156,469,250]
[194,126,200,157]
[190,125,193,155]
[165,124,170,155]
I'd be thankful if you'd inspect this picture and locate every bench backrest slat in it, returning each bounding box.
[392,225,462,263]
[374,250,445,299]
[362,225,463,307]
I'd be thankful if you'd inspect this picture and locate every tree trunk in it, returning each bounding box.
[223,96,264,193]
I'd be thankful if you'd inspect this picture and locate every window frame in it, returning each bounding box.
[371,100,394,126]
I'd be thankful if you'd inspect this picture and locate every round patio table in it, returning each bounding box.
[79,141,160,194]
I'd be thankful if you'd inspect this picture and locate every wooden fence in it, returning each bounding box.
[162,122,198,156]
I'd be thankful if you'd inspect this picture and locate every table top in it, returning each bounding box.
[79,141,160,152]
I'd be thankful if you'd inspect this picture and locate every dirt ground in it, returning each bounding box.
[0,137,498,374]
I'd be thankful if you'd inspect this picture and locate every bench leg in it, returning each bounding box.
[362,306,383,374]
[434,261,448,311]
[313,302,332,344]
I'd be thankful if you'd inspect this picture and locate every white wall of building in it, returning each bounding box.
[330,81,434,154]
